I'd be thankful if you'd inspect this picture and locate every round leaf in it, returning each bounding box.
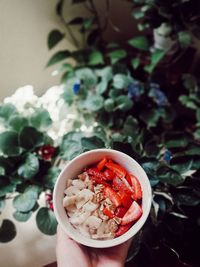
[0,219,16,243]
[0,131,21,156]
[19,127,44,149]
[13,211,32,222]
[8,115,28,132]
[104,98,115,112]
[0,103,18,121]
[18,153,39,179]
[13,191,37,212]
[36,207,57,235]
[115,95,133,111]
[29,109,52,131]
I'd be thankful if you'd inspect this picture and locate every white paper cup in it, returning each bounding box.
[53,149,152,248]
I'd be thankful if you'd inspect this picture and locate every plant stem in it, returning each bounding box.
[60,11,80,49]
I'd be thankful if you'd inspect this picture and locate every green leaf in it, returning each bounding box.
[123,115,139,136]
[17,153,39,179]
[132,10,144,19]
[170,156,193,174]
[164,132,190,149]
[131,58,140,69]
[95,66,112,82]
[104,98,115,112]
[0,131,21,156]
[8,115,28,132]
[0,197,5,212]
[81,136,105,151]
[96,80,108,95]
[60,140,82,160]
[157,165,184,186]
[36,207,57,235]
[113,74,132,89]
[48,29,64,49]
[107,49,127,64]
[88,51,104,65]
[79,94,104,111]
[44,167,60,189]
[178,31,191,48]
[47,50,71,67]
[179,95,197,109]
[175,192,200,206]
[140,109,161,128]
[115,95,133,111]
[60,132,83,160]
[19,127,44,149]
[0,177,16,197]
[13,211,32,222]
[0,103,18,121]
[0,219,16,243]
[13,190,38,212]
[0,167,5,176]
[128,36,150,51]
[29,109,52,130]
[145,49,166,73]
[75,68,97,86]
[82,17,94,30]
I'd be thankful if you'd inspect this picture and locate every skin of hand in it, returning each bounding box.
[56,225,133,267]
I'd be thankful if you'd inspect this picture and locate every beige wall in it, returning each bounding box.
[0,0,136,101]
[0,0,72,100]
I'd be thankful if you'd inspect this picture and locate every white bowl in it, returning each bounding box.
[53,149,152,248]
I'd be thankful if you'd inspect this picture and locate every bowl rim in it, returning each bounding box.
[53,148,152,248]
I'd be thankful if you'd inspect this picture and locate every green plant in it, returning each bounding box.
[1,1,200,267]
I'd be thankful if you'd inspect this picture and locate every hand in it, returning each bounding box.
[56,225,133,267]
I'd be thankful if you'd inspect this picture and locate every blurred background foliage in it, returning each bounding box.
[0,1,200,266]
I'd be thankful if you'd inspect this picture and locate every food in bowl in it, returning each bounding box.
[63,157,143,240]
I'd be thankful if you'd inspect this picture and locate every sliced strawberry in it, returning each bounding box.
[97,157,107,171]
[104,187,122,207]
[121,201,142,225]
[91,176,110,186]
[126,173,132,185]
[113,176,133,195]
[105,162,126,179]
[118,191,133,209]
[103,169,115,180]
[130,174,142,200]
[103,206,114,218]
[115,222,133,237]
[87,168,107,180]
[115,206,128,218]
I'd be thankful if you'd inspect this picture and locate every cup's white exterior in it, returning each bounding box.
[53,149,152,248]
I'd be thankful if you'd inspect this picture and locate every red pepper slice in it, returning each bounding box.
[103,206,114,218]
[103,169,115,180]
[97,157,107,171]
[118,191,133,209]
[115,223,133,237]
[130,174,142,200]
[105,162,126,179]
[121,201,142,225]
[87,168,107,180]
[113,176,133,195]
[115,206,128,218]
[104,187,122,207]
